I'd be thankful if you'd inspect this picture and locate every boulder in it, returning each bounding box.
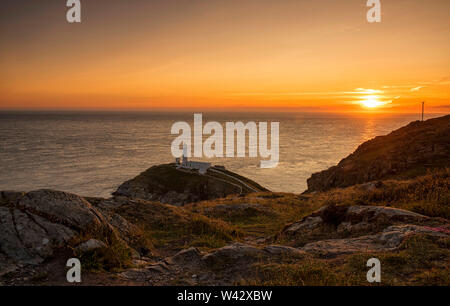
[76,239,107,252]
[0,206,77,275]
[202,243,265,268]
[0,189,149,276]
[17,189,105,232]
[263,245,306,257]
[170,247,202,266]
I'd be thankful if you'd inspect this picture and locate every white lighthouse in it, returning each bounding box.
[175,143,211,174]
[182,143,188,164]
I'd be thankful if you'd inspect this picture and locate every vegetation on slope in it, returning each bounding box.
[186,193,315,238]
[305,168,450,219]
[243,234,449,286]
[110,198,241,255]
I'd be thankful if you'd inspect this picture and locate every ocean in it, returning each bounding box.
[0,111,436,197]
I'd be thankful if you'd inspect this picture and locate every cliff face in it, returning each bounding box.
[113,164,267,206]
[307,115,450,192]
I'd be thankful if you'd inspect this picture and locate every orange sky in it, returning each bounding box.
[0,0,449,112]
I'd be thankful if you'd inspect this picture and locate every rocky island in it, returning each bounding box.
[113,164,268,206]
[0,115,449,286]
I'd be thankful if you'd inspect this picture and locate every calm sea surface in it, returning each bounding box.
[0,111,438,197]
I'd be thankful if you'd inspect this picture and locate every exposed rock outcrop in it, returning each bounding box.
[301,224,447,257]
[0,189,151,276]
[120,242,307,285]
[307,115,450,192]
[278,204,449,254]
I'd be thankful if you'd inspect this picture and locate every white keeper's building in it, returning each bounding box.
[175,145,211,174]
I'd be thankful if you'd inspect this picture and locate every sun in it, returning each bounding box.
[361,96,385,108]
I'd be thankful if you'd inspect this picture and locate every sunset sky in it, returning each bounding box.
[0,0,449,112]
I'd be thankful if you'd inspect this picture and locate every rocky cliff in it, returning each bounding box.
[307,115,450,192]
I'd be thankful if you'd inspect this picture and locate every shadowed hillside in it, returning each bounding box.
[307,115,450,192]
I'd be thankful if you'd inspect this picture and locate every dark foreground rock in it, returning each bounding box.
[307,115,450,192]
[0,189,150,276]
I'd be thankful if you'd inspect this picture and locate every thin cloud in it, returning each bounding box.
[230,91,359,97]
[231,88,385,97]
[382,85,413,89]
[411,86,425,92]
[354,88,383,94]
